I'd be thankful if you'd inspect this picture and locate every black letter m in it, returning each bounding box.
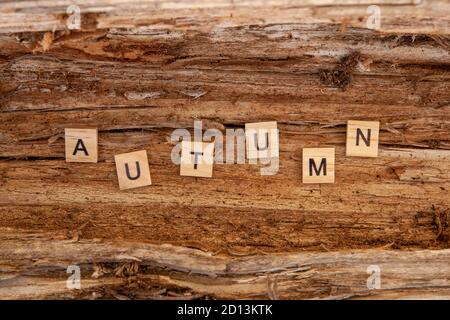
[309,158,327,176]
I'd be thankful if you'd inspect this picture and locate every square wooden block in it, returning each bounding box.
[114,150,152,190]
[245,121,279,159]
[65,128,98,163]
[302,148,335,184]
[180,141,214,178]
[346,120,380,157]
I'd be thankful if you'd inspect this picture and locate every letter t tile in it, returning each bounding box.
[180,141,215,178]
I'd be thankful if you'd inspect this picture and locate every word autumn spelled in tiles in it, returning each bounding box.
[64,120,380,190]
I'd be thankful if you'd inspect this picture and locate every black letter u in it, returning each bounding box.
[254,132,269,151]
[125,162,141,180]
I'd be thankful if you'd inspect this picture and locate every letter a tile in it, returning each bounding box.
[115,150,152,190]
[245,121,279,160]
[346,120,380,157]
[302,148,335,184]
[65,128,98,163]
[180,141,214,178]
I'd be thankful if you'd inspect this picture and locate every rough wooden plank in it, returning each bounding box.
[0,0,449,33]
[1,146,448,252]
[0,230,449,300]
[0,0,449,299]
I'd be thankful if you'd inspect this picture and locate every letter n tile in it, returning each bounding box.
[346,120,380,157]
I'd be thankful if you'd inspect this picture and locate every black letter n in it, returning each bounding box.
[309,158,327,176]
[356,128,371,146]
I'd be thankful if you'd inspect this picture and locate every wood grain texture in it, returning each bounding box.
[1,230,449,300]
[0,0,449,299]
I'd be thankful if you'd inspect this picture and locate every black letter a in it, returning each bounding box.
[73,139,89,156]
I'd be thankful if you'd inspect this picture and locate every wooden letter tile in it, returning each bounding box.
[114,150,152,190]
[245,121,279,160]
[346,120,380,157]
[180,141,214,178]
[65,128,98,163]
[302,148,335,184]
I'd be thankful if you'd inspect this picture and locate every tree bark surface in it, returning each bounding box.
[0,0,449,299]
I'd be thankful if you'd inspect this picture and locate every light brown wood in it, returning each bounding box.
[346,120,380,157]
[0,0,449,300]
[65,128,98,163]
[0,230,449,300]
[114,150,152,190]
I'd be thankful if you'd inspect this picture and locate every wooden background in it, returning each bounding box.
[0,0,449,299]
